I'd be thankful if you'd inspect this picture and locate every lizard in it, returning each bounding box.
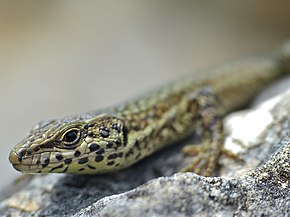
[8,43,290,177]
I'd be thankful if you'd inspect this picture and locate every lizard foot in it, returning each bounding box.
[181,143,220,176]
[181,144,244,176]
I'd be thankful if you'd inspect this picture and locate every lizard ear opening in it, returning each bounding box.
[107,117,129,148]
[122,125,128,147]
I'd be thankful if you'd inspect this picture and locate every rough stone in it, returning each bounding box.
[0,79,289,217]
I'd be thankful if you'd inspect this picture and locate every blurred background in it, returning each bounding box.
[0,1,289,190]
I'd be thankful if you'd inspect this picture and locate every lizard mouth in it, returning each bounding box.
[9,150,42,173]
[11,163,26,172]
[11,163,44,174]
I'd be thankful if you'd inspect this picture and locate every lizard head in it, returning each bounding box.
[9,114,129,174]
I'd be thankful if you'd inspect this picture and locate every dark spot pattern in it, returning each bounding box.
[42,163,48,168]
[64,159,72,164]
[89,143,100,152]
[78,157,88,164]
[108,153,118,160]
[50,164,63,172]
[40,142,54,149]
[62,167,68,173]
[87,131,94,137]
[74,150,81,157]
[55,153,63,161]
[125,149,134,158]
[134,141,141,150]
[44,158,50,165]
[96,148,104,155]
[33,147,40,152]
[106,142,113,148]
[115,139,121,145]
[88,165,96,169]
[135,153,141,160]
[95,155,104,162]
[107,161,114,166]
[112,123,121,133]
[88,123,95,128]
[100,129,109,138]
[26,149,32,155]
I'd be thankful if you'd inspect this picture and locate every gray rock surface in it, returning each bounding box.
[0,80,289,217]
[76,87,290,217]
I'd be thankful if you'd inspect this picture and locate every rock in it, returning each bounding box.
[76,85,290,217]
[1,79,289,217]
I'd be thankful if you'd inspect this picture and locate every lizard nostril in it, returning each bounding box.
[26,149,33,156]
[17,148,33,157]
[17,148,27,158]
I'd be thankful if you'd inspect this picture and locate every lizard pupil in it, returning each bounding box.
[63,129,80,145]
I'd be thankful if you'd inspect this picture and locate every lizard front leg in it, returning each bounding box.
[181,87,225,176]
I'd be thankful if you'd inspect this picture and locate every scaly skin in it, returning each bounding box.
[9,50,289,176]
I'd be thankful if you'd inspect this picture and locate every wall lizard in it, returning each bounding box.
[9,43,290,176]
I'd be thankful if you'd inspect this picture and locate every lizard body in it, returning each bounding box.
[9,47,289,176]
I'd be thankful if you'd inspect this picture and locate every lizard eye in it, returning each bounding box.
[62,128,81,146]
